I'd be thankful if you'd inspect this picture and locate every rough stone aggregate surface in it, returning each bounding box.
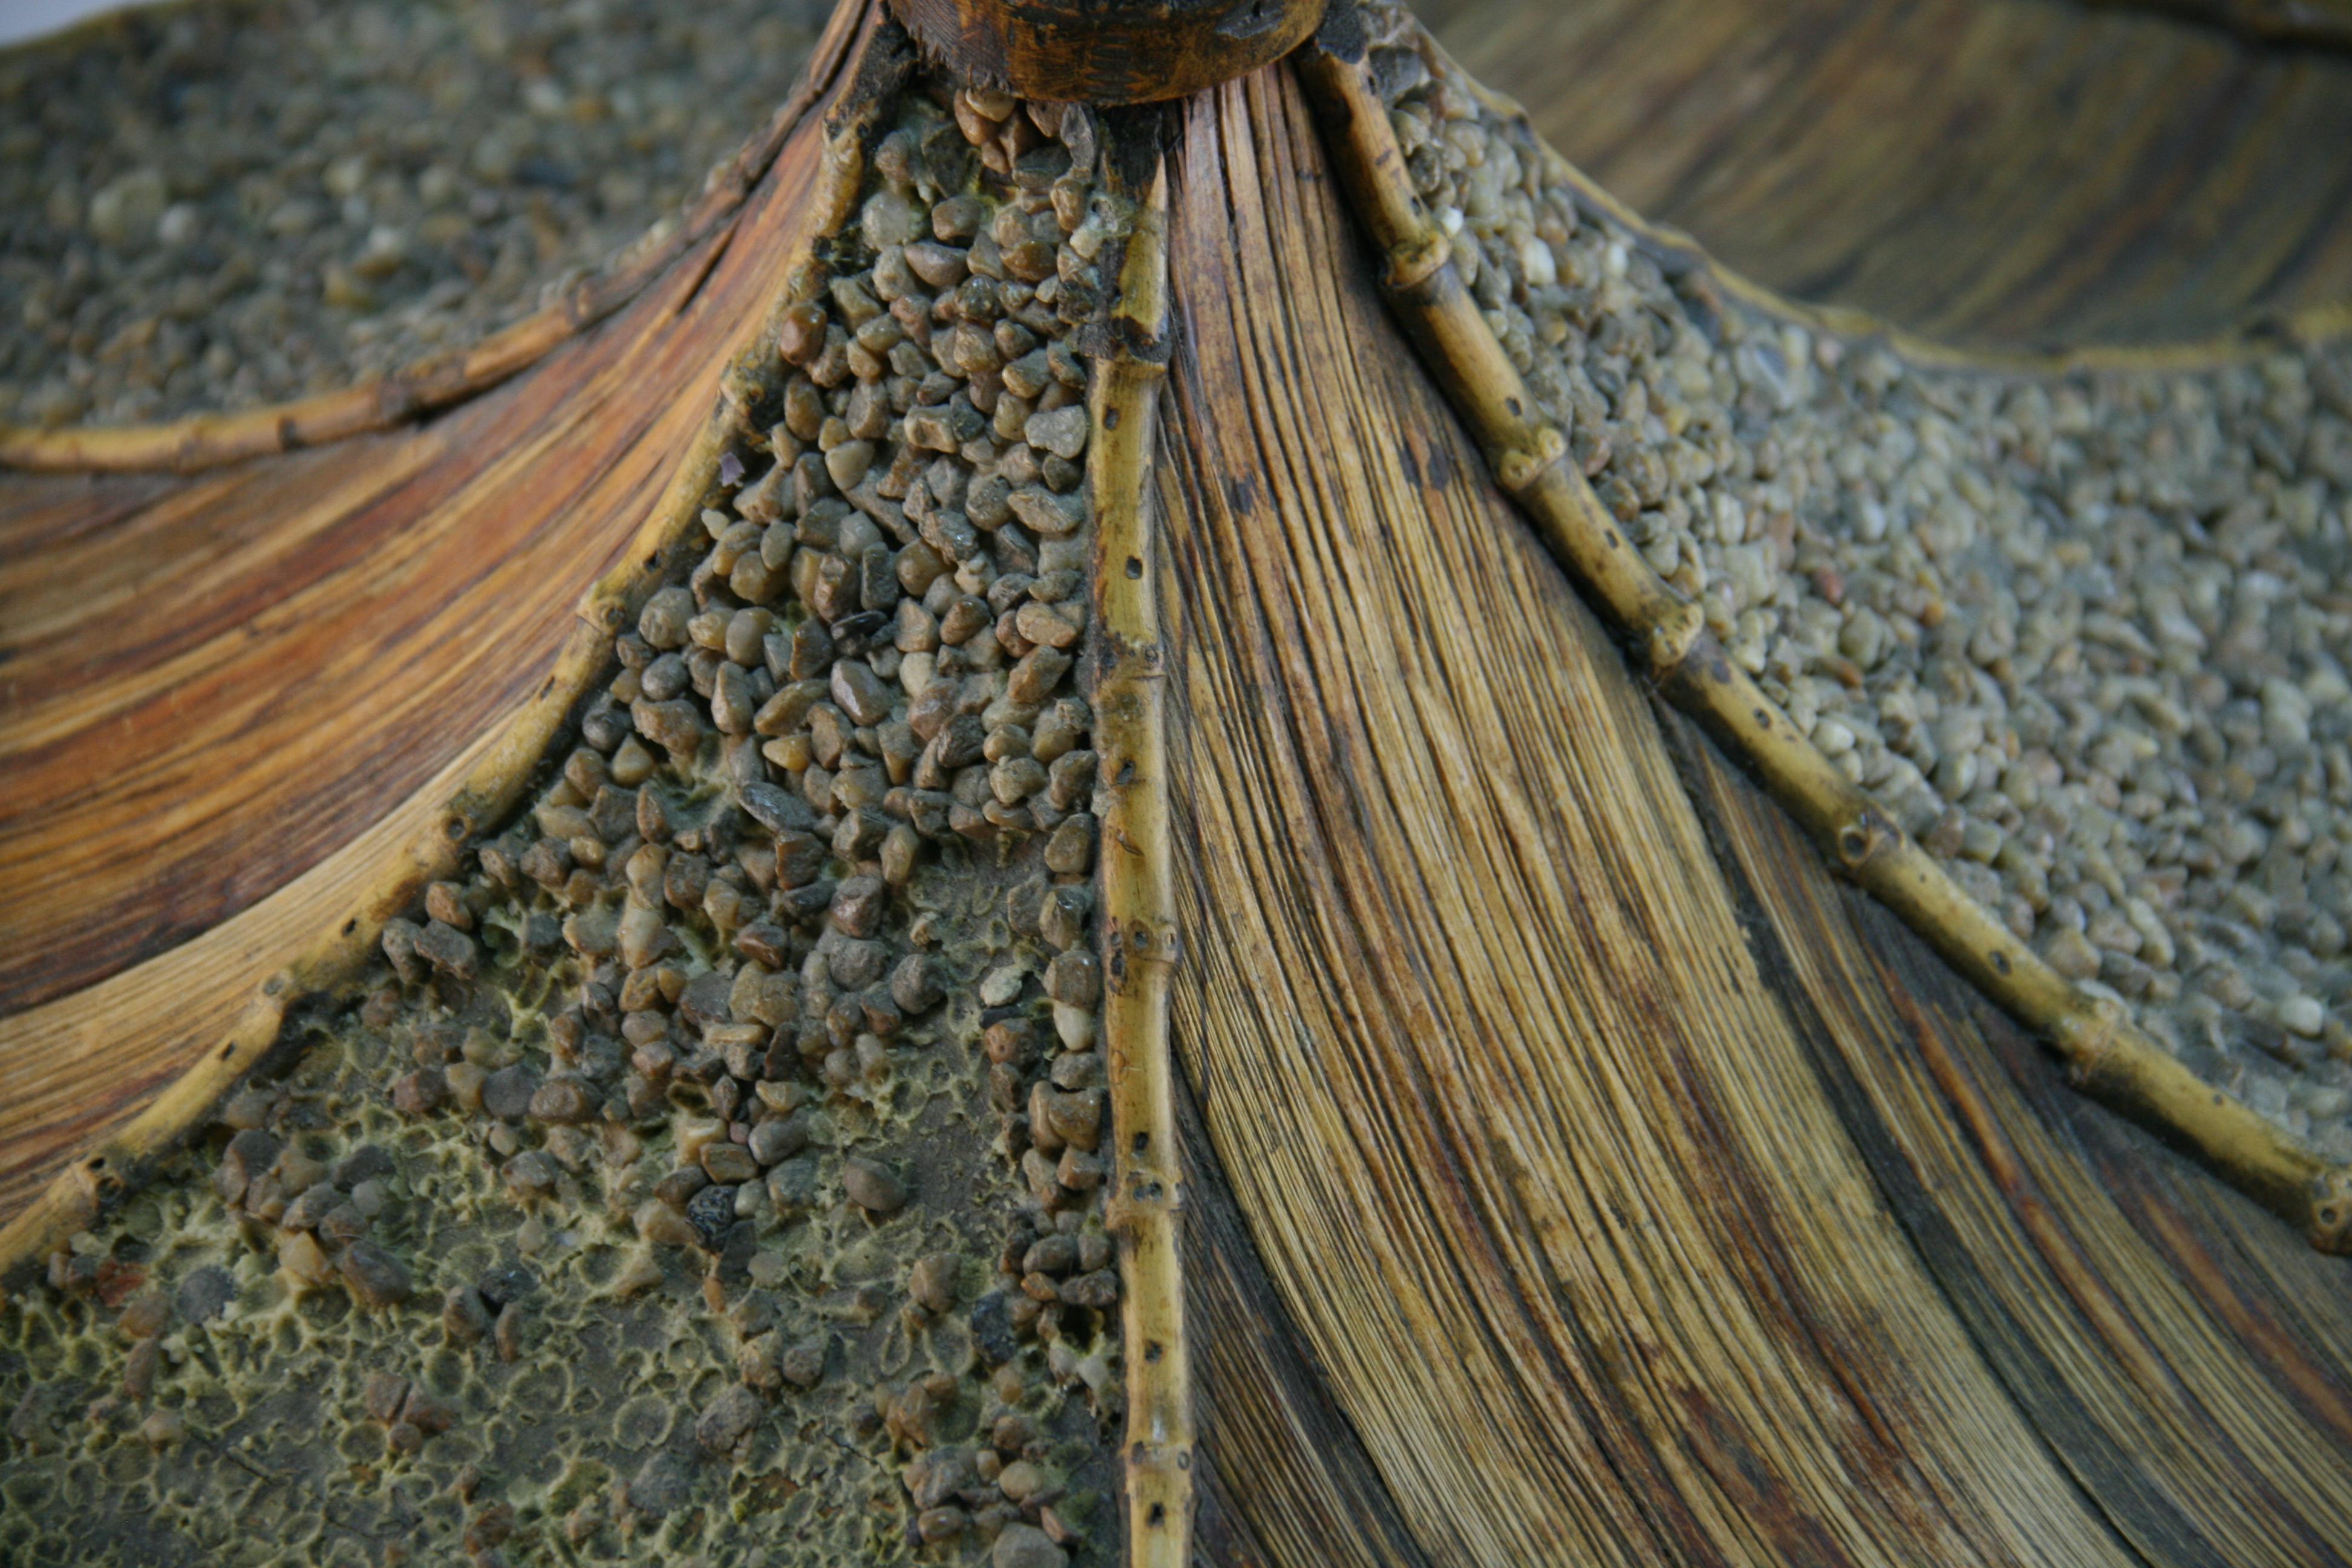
[0,0,828,426]
[1364,0,2352,1159]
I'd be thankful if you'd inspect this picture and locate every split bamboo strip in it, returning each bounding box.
[0,11,865,477]
[0,12,891,1282]
[1295,21,2352,1254]
[1088,157,1195,1568]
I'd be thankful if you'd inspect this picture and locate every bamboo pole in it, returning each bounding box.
[1295,22,2352,1254]
[1088,158,1195,1567]
[0,4,869,477]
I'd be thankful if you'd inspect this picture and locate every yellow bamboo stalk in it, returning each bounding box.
[1088,160,1195,1566]
[1295,29,2352,1254]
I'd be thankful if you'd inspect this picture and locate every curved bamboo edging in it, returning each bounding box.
[1089,154,1195,1567]
[1297,14,2352,1255]
[0,11,888,1285]
[0,16,861,477]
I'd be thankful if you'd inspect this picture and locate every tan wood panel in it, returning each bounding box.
[1420,0,2352,349]
[1161,60,2133,1566]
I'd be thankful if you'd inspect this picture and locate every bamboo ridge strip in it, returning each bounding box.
[1298,14,2352,1253]
[1085,149,1193,1567]
[0,37,840,477]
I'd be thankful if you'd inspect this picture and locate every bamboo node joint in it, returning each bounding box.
[2310,1168,2352,1253]
[1494,425,1568,492]
[1831,807,1899,875]
[1386,227,1452,292]
[1647,601,1708,683]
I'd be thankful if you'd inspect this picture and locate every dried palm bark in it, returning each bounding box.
[6,1,2352,1564]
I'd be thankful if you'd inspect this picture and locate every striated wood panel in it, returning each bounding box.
[1421,0,2352,350]
[1160,61,2151,1566]
[1179,1062,1434,1568]
[0,0,869,1223]
[1673,718,2352,1566]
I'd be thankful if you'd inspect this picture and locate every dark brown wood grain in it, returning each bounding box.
[1421,0,2352,349]
[2092,0,2352,50]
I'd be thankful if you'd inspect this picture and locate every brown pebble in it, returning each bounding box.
[117,1293,169,1341]
[415,919,478,978]
[748,1113,810,1166]
[696,1383,765,1456]
[362,1372,410,1424]
[843,1157,909,1214]
[993,1522,1068,1568]
[1044,950,1100,1008]
[338,1241,413,1309]
[139,1408,186,1449]
[402,1386,455,1435]
[1058,1270,1117,1310]
[528,1075,598,1123]
[919,1505,970,1543]
[701,1142,759,1184]
[481,1065,539,1122]
[1006,645,1072,707]
[503,1151,559,1198]
[739,1330,784,1393]
[781,1335,828,1389]
[494,1301,526,1362]
[391,1068,448,1117]
[910,1252,960,1314]
[443,1285,491,1347]
[121,1338,158,1402]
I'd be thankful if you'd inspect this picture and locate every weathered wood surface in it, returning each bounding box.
[1423,0,2352,349]
[0,0,869,1224]
[1159,59,2352,1565]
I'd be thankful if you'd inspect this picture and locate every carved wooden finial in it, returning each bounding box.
[887,0,1326,103]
